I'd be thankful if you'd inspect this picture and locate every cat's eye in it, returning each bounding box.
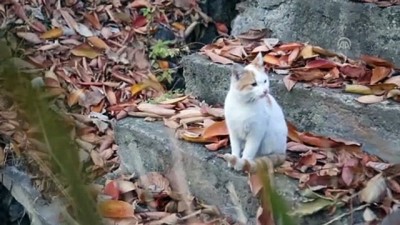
[264,80,267,83]
[251,82,257,87]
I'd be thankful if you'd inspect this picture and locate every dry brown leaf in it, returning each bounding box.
[202,50,234,64]
[283,75,297,91]
[371,66,392,85]
[98,200,135,218]
[16,32,42,44]
[300,45,318,59]
[159,95,188,105]
[90,150,105,167]
[384,76,400,86]
[139,172,172,193]
[71,43,102,59]
[344,84,373,95]
[88,36,109,49]
[356,95,385,104]
[359,173,387,203]
[205,138,229,151]
[137,103,175,117]
[202,120,228,139]
[263,54,280,66]
[67,88,85,107]
[361,54,394,68]
[40,27,64,39]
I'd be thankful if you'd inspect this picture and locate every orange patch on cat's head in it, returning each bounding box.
[236,70,256,91]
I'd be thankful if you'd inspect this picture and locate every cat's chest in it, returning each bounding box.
[225,102,269,135]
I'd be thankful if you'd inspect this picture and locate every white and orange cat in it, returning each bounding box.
[224,52,288,171]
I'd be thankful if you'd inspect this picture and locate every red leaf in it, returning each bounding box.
[215,22,229,35]
[132,15,148,28]
[205,138,229,151]
[290,69,325,81]
[298,151,317,167]
[104,180,120,200]
[339,65,367,78]
[305,59,337,69]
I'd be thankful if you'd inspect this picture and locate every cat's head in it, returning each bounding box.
[229,52,270,102]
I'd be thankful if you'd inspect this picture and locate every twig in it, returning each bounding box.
[321,204,369,225]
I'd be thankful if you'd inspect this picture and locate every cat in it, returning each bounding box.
[223,52,288,171]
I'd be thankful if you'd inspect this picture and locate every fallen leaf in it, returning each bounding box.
[276,42,303,51]
[40,27,64,39]
[205,138,229,151]
[287,142,314,152]
[356,95,385,104]
[215,22,229,35]
[236,28,270,41]
[104,180,120,200]
[88,36,109,49]
[361,54,394,68]
[290,69,325,81]
[341,166,354,186]
[371,66,392,84]
[359,173,387,203]
[283,75,297,91]
[298,151,317,167]
[16,32,42,44]
[384,76,400,86]
[288,47,300,65]
[300,45,318,59]
[202,50,234,64]
[67,88,85,107]
[305,59,337,69]
[71,43,102,59]
[263,54,280,66]
[366,161,392,172]
[289,198,334,217]
[147,213,179,225]
[202,120,228,139]
[159,95,188,104]
[339,65,366,78]
[98,200,134,218]
[137,103,175,117]
[344,84,373,95]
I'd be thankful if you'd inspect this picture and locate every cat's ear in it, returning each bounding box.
[231,63,244,80]
[250,52,264,68]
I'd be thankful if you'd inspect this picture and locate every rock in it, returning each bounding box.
[231,0,400,65]
[0,166,64,225]
[182,53,400,163]
[115,117,357,225]
[154,24,176,42]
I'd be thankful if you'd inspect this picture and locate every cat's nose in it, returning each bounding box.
[263,90,269,95]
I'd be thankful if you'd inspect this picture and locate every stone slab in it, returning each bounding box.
[231,0,400,66]
[182,54,400,163]
[115,117,364,225]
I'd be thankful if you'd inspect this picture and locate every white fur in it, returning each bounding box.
[224,55,288,170]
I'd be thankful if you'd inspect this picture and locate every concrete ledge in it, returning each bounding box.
[115,118,359,224]
[182,54,400,163]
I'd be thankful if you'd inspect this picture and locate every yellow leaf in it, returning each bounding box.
[71,43,102,59]
[300,45,318,59]
[40,27,64,39]
[172,22,186,31]
[87,36,109,49]
[130,77,165,96]
[158,60,169,70]
[98,200,135,218]
[344,84,372,95]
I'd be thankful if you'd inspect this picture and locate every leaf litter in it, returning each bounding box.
[3,0,400,224]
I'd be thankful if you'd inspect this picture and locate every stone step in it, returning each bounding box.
[116,118,361,225]
[232,0,400,66]
[182,54,400,163]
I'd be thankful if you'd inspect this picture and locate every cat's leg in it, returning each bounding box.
[234,133,263,171]
[227,132,242,168]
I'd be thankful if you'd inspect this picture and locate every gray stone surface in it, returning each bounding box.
[0,166,64,225]
[115,118,356,225]
[232,0,400,65]
[182,54,400,163]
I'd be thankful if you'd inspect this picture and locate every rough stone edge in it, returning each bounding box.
[0,166,64,225]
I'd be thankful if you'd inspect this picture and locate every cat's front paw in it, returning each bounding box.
[222,153,236,168]
[234,158,245,171]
